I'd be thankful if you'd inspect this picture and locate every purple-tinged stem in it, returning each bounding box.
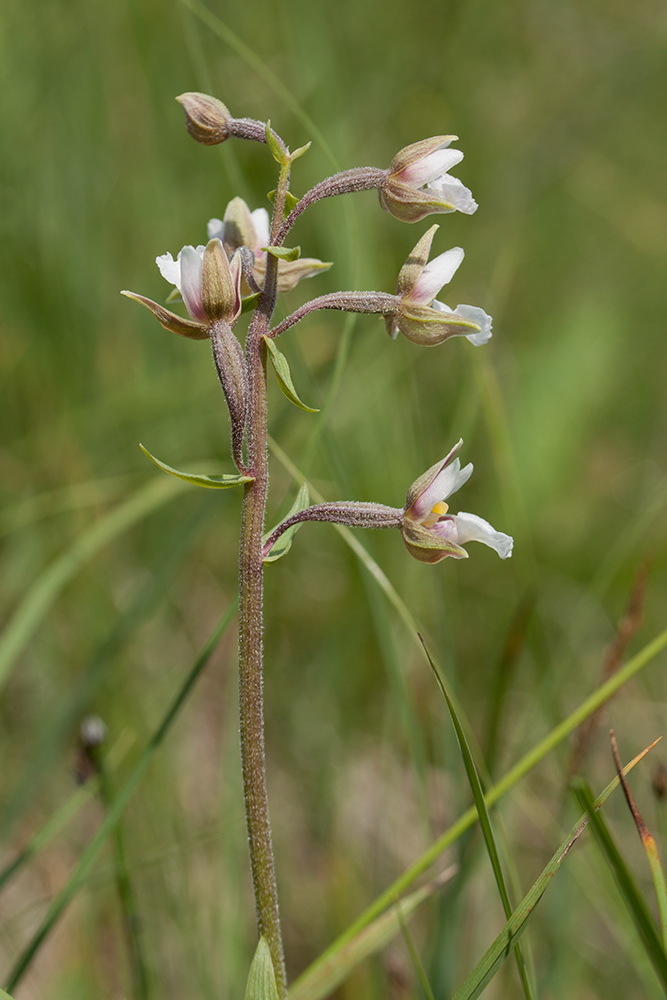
[269,291,398,339]
[276,167,388,243]
[236,158,292,998]
[262,502,402,560]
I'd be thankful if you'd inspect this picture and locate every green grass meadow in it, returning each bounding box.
[2,0,667,996]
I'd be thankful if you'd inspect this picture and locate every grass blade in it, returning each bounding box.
[420,636,534,1000]
[572,778,667,988]
[4,600,236,992]
[0,781,99,893]
[289,869,456,1000]
[610,731,667,951]
[0,475,188,694]
[450,743,659,1000]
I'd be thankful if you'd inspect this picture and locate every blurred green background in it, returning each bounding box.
[2,0,667,996]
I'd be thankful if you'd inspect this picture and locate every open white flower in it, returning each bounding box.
[208,198,331,293]
[401,440,513,563]
[381,136,478,223]
[388,225,492,347]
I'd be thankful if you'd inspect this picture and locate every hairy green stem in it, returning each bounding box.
[236,158,292,997]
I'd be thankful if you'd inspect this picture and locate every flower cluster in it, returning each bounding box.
[124,93,511,565]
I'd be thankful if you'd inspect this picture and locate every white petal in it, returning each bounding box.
[400,147,464,186]
[207,217,225,241]
[450,512,513,558]
[251,208,271,247]
[453,304,493,346]
[178,245,206,322]
[156,252,181,290]
[417,458,473,519]
[427,175,478,214]
[411,247,464,305]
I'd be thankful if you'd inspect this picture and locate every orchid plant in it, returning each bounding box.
[123,92,512,998]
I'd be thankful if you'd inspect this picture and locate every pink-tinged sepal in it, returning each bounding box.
[120,291,209,339]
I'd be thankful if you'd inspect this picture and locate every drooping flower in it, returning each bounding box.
[380,136,478,223]
[387,225,492,347]
[122,239,242,338]
[207,197,331,293]
[401,440,513,563]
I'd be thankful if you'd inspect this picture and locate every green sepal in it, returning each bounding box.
[244,937,280,1000]
[263,337,319,413]
[267,189,300,216]
[263,245,301,262]
[265,119,287,166]
[289,141,311,162]
[140,445,253,488]
[263,483,310,564]
[241,292,261,314]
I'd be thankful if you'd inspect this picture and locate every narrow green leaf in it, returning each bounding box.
[263,244,301,262]
[263,483,310,564]
[289,870,454,1000]
[265,119,287,165]
[0,988,17,1000]
[289,141,311,162]
[573,778,667,988]
[450,746,658,1000]
[396,908,436,1000]
[5,603,237,992]
[139,444,253,488]
[245,937,280,1000]
[263,337,319,413]
[420,637,534,1000]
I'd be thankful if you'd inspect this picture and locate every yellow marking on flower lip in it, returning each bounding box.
[422,500,449,528]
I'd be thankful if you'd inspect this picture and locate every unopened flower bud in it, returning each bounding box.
[176,92,232,145]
